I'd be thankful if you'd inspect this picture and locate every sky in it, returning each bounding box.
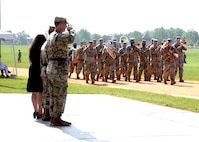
[1,0,199,38]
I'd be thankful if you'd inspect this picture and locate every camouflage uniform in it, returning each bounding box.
[138,41,150,81]
[118,43,128,81]
[40,26,55,120]
[46,30,74,118]
[83,42,97,84]
[102,43,117,83]
[76,43,86,79]
[173,39,187,82]
[113,41,120,80]
[149,41,162,82]
[161,39,178,85]
[40,41,50,111]
[126,40,140,82]
[96,39,104,81]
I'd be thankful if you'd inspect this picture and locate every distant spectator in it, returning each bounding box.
[0,61,11,77]
[18,49,22,63]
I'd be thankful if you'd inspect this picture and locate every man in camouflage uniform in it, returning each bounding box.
[149,39,162,82]
[138,40,150,81]
[102,41,117,83]
[161,38,178,85]
[46,17,75,126]
[76,41,86,79]
[126,38,140,82]
[118,42,128,81]
[113,39,120,80]
[68,42,78,78]
[83,41,97,84]
[95,38,104,81]
[40,26,55,121]
[173,36,187,82]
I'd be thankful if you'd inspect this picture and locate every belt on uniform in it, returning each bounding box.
[50,58,67,61]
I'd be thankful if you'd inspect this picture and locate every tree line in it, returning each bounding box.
[2,27,199,48]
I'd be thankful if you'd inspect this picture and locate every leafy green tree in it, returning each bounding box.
[184,29,199,46]
[91,33,101,41]
[16,31,31,45]
[151,27,168,41]
[128,31,142,39]
[76,29,91,43]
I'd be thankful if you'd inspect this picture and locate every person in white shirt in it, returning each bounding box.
[0,61,11,77]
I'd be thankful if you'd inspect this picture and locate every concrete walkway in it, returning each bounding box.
[0,93,199,142]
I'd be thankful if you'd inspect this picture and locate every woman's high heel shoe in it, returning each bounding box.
[33,112,42,119]
[33,112,38,119]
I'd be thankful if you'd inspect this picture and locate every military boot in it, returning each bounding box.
[179,75,184,82]
[42,108,51,121]
[76,74,80,79]
[157,77,161,82]
[86,74,89,83]
[68,73,71,78]
[96,74,99,81]
[104,75,108,82]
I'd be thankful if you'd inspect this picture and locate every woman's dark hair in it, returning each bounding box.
[29,34,46,63]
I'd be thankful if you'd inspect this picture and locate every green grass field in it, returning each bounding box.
[1,76,199,113]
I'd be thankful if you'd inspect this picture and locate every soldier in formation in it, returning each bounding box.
[83,41,97,84]
[118,42,128,81]
[102,41,117,83]
[138,40,150,81]
[149,39,162,82]
[126,38,140,82]
[173,36,187,82]
[161,38,178,85]
[76,41,86,79]
[96,38,104,81]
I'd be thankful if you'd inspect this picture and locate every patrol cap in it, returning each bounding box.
[167,38,172,42]
[54,17,67,25]
[81,40,86,43]
[153,38,158,42]
[99,38,103,41]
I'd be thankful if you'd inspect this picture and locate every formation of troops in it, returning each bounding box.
[68,36,187,85]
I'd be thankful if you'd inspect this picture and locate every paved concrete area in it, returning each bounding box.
[0,93,199,142]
